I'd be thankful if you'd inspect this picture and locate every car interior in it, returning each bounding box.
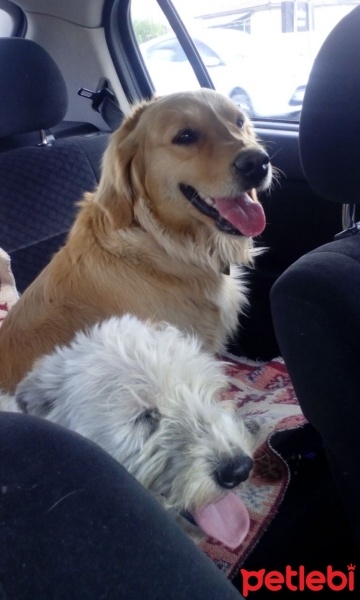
[0,0,359,595]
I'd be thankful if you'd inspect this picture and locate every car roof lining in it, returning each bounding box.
[12,0,105,28]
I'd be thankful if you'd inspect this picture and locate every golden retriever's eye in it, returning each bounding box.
[172,129,199,145]
[236,116,244,129]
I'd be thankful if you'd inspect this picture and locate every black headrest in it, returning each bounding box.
[299,6,360,203]
[0,38,68,138]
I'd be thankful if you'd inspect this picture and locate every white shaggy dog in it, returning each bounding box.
[15,315,253,548]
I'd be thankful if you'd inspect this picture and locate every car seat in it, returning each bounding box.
[0,37,110,292]
[299,5,360,233]
[267,4,360,568]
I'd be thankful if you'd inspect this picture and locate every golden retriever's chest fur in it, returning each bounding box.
[96,262,244,353]
[64,225,245,354]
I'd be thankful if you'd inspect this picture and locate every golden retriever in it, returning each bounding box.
[0,89,272,392]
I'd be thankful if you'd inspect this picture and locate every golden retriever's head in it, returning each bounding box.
[96,89,272,240]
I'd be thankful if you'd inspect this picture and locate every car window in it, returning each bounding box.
[194,40,224,67]
[131,0,360,122]
[144,36,223,66]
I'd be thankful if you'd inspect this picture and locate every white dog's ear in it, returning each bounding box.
[92,100,152,230]
[15,371,57,417]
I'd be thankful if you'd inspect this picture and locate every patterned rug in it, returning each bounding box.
[0,248,307,579]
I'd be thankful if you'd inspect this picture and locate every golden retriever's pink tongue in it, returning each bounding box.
[193,492,250,549]
[214,193,266,236]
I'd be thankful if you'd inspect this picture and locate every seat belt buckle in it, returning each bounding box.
[78,78,116,113]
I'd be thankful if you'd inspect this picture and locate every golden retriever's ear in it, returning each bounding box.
[93,100,151,230]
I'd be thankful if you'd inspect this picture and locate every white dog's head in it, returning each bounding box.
[16,315,254,548]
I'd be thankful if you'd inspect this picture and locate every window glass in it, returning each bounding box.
[131,0,360,121]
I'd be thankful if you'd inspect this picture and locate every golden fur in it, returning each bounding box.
[0,89,271,392]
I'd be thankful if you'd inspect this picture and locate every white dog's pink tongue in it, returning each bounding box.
[193,492,250,549]
[214,193,266,237]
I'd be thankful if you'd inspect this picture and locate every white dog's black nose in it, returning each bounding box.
[215,455,253,489]
[235,149,270,183]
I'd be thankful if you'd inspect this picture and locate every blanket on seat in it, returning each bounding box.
[0,248,306,579]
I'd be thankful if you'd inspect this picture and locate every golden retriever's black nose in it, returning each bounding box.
[215,455,253,489]
[235,149,270,183]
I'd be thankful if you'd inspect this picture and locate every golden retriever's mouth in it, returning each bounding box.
[179,184,266,237]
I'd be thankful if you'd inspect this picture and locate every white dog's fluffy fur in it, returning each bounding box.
[13,314,253,548]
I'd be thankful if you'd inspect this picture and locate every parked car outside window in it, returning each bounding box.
[140,28,306,118]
